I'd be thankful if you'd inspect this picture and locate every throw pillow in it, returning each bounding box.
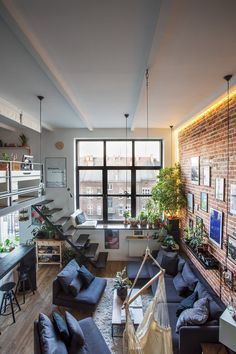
[176,291,198,317]
[176,297,209,333]
[173,272,189,296]
[155,249,178,267]
[52,312,71,346]
[65,311,85,353]
[161,255,178,276]
[68,275,83,297]
[177,257,185,272]
[57,259,80,294]
[38,313,67,354]
[75,212,86,225]
[181,262,198,291]
[77,265,95,288]
[195,281,223,320]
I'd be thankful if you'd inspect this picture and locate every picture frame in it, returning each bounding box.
[230,184,236,215]
[187,192,194,213]
[188,218,194,229]
[200,192,208,212]
[215,177,224,201]
[191,156,200,185]
[202,166,211,187]
[45,157,67,188]
[209,208,223,248]
[105,230,119,249]
[228,235,236,265]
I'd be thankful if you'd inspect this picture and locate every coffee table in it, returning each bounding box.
[111,288,143,337]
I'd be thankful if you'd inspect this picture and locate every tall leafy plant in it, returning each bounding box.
[151,163,186,218]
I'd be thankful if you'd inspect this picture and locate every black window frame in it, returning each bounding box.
[76,139,163,223]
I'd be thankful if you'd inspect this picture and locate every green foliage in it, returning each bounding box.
[184,223,208,250]
[113,267,132,290]
[19,133,28,146]
[123,209,130,219]
[161,235,179,250]
[32,222,55,239]
[151,163,186,217]
[1,152,10,161]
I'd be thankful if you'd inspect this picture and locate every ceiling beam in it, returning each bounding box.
[1,0,93,131]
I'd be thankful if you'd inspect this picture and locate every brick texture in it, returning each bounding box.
[179,94,236,305]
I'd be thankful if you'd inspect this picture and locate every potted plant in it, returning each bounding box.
[32,223,55,239]
[123,209,130,225]
[138,210,147,227]
[129,217,139,227]
[19,133,28,147]
[113,267,132,301]
[151,163,186,239]
[0,152,10,170]
[161,235,179,251]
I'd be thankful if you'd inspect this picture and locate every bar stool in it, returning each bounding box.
[16,265,35,303]
[0,282,21,323]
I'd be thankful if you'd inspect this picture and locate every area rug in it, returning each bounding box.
[93,278,152,354]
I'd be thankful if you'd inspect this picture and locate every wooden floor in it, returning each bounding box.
[0,261,126,354]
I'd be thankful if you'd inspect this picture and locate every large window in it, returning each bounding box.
[76,140,162,222]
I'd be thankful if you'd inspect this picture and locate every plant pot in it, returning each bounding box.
[117,287,128,301]
[0,163,9,171]
[123,219,129,225]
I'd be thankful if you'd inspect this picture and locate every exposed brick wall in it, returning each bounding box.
[178,94,236,305]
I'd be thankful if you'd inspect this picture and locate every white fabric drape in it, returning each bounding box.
[123,249,173,354]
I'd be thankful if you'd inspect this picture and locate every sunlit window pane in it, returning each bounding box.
[136,196,151,215]
[135,141,161,166]
[79,170,102,194]
[106,141,132,166]
[77,141,103,166]
[136,170,159,195]
[79,197,103,220]
[107,170,131,195]
[107,196,131,221]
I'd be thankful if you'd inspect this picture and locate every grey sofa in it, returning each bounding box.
[52,259,107,313]
[34,316,111,354]
[127,252,225,354]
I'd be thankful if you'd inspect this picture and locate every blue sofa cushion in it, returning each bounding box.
[177,256,185,272]
[176,291,198,317]
[195,281,223,320]
[176,297,209,333]
[167,303,179,353]
[173,272,189,296]
[152,276,185,302]
[156,249,178,267]
[78,265,95,288]
[52,312,71,346]
[181,262,198,291]
[161,255,178,276]
[38,313,67,354]
[57,260,80,294]
[69,275,83,297]
[65,311,85,353]
[127,260,152,280]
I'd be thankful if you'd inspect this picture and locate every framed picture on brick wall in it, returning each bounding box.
[187,192,194,213]
[230,184,236,215]
[202,166,211,186]
[215,177,224,201]
[200,192,208,212]
[209,208,223,248]
[228,235,236,265]
[191,157,200,185]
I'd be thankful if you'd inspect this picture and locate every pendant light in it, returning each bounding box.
[124,113,129,210]
[222,74,232,297]
[37,95,44,164]
[170,125,173,167]
[146,69,149,139]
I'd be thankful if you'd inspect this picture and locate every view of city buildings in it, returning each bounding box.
[76,140,161,220]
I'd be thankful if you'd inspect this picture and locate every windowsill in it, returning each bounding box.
[0,245,20,259]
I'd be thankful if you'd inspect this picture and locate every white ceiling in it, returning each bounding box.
[0,0,236,130]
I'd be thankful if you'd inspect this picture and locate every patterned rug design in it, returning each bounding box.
[93,278,152,354]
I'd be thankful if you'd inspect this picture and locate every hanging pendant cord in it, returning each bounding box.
[146,69,149,139]
[37,95,44,164]
[223,74,232,272]
[124,113,129,209]
[170,125,173,167]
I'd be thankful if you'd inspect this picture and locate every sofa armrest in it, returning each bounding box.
[52,278,61,301]
[179,325,219,354]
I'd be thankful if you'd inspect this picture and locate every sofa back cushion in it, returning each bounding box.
[173,272,189,296]
[195,281,223,320]
[181,262,198,291]
[52,312,71,346]
[38,313,67,354]
[65,312,85,354]
[176,291,198,317]
[156,249,178,267]
[57,259,80,294]
[177,256,185,272]
[68,275,83,297]
[78,265,95,288]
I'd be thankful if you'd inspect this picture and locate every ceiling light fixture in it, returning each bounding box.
[145,69,149,139]
[37,95,44,164]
